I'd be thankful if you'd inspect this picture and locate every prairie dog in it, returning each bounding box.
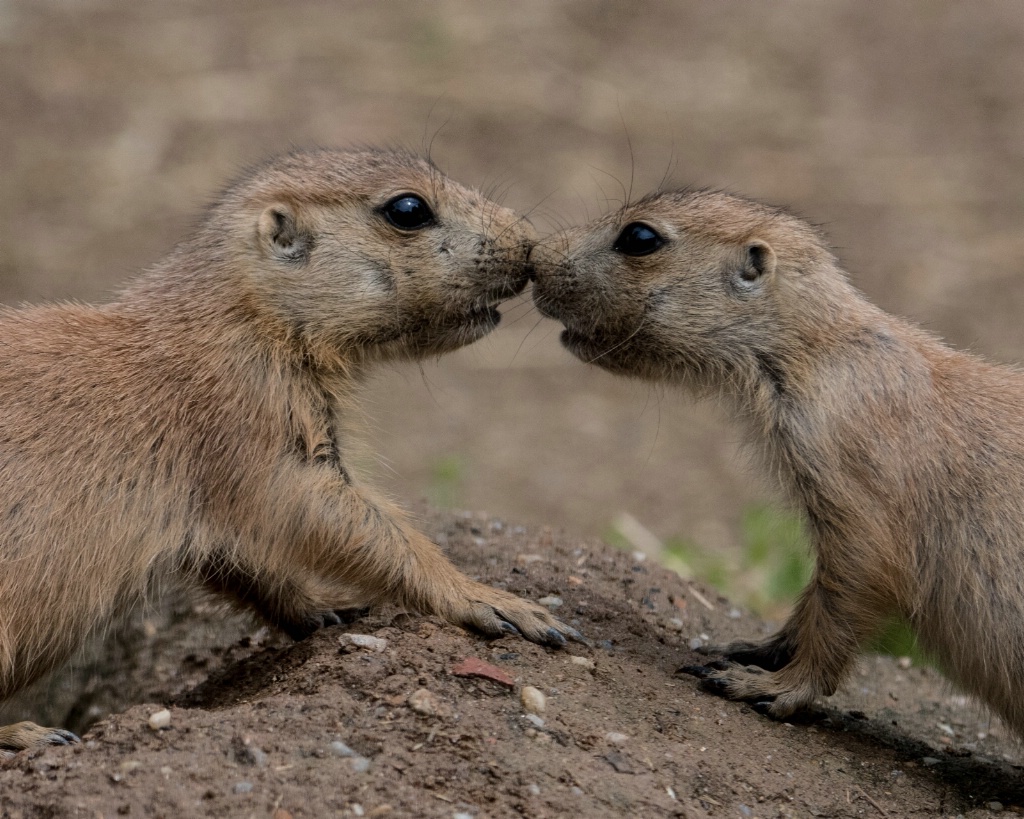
[533,188,1024,733]
[0,148,577,758]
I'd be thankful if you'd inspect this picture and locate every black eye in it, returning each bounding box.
[613,222,664,257]
[381,194,435,231]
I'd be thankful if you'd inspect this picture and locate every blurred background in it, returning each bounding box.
[3,0,1024,621]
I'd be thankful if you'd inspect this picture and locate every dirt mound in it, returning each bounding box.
[0,510,1018,818]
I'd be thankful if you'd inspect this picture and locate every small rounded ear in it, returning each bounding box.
[257,204,312,263]
[735,239,776,287]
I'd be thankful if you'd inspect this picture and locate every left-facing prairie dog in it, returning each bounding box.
[0,148,578,758]
[532,187,1024,737]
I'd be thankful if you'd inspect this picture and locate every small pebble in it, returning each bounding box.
[515,553,543,564]
[119,760,143,773]
[897,656,913,669]
[147,709,171,731]
[351,804,365,817]
[233,781,254,795]
[937,722,955,737]
[407,688,443,717]
[739,805,753,817]
[339,633,388,653]
[524,714,545,728]
[605,732,628,746]
[920,756,941,767]
[330,741,357,757]
[987,801,1004,812]
[571,786,584,796]
[728,607,742,619]
[350,756,371,774]
[453,813,474,819]
[687,637,703,651]
[569,656,595,670]
[527,784,541,796]
[520,686,546,715]
[666,617,684,632]
[537,596,563,609]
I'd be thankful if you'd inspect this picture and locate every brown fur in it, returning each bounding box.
[0,148,576,757]
[533,188,1024,735]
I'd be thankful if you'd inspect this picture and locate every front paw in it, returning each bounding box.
[704,635,794,672]
[678,662,809,719]
[456,586,584,648]
[0,722,80,760]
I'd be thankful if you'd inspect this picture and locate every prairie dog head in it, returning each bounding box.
[191,149,535,364]
[532,190,845,388]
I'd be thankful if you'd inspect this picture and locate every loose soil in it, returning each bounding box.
[0,509,1018,818]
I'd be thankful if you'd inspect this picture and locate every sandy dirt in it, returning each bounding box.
[3,2,1024,817]
[1,510,1020,818]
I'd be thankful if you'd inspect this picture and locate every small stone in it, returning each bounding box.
[515,553,544,564]
[350,756,371,774]
[728,608,742,619]
[339,633,388,653]
[367,807,393,817]
[605,732,628,746]
[232,735,268,767]
[352,805,365,817]
[520,686,546,715]
[569,655,595,670]
[920,757,941,767]
[937,722,955,737]
[233,782,253,795]
[524,714,545,728]
[330,740,357,757]
[453,813,474,819]
[147,709,171,731]
[687,637,703,651]
[537,596,563,609]
[567,575,584,586]
[527,784,541,796]
[666,618,684,632]
[897,656,913,669]
[603,751,636,774]
[987,801,1004,812]
[452,657,515,687]
[407,688,442,717]
[119,760,143,773]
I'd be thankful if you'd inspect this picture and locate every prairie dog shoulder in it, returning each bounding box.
[533,188,1024,737]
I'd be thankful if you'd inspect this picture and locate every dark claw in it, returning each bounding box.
[705,659,732,672]
[47,730,80,746]
[752,700,777,716]
[545,627,567,647]
[699,677,732,697]
[677,664,714,679]
[321,611,343,628]
[498,621,521,636]
[565,626,586,643]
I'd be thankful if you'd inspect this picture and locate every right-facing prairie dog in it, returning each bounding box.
[0,148,578,758]
[533,187,1024,736]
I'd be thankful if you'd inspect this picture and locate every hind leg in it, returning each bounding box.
[0,721,79,760]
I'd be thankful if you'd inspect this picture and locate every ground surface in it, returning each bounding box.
[1,510,1020,818]
[3,3,1024,817]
